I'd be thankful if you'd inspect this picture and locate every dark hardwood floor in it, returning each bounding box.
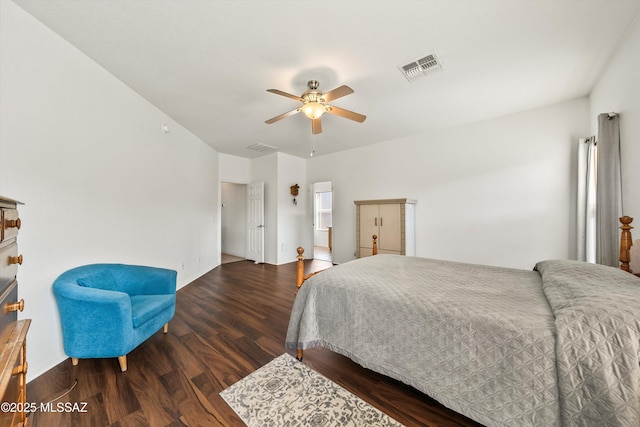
[27,259,483,427]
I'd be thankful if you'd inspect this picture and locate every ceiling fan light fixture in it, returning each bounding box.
[302,102,326,119]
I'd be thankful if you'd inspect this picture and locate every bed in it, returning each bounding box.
[286,217,640,427]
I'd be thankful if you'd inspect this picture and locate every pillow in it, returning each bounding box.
[76,270,119,292]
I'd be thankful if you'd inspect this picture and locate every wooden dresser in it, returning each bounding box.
[0,196,29,427]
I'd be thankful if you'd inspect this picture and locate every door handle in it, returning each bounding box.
[257,225,264,228]
[380,217,383,227]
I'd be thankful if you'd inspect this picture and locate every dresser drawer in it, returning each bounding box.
[0,381,21,427]
[0,209,20,244]
[0,281,19,341]
[0,363,20,426]
[0,320,30,427]
[0,244,19,295]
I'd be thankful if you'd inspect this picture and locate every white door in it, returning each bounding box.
[246,181,264,264]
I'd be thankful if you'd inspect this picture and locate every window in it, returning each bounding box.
[315,191,332,231]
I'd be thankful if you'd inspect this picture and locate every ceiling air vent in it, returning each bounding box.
[246,142,278,153]
[399,52,442,82]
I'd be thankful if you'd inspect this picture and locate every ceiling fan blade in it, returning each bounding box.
[266,89,303,102]
[312,118,322,134]
[322,85,354,102]
[326,105,367,123]
[265,108,300,124]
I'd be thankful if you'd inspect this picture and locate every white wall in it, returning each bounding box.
[276,153,307,264]
[219,153,252,184]
[0,2,219,380]
[307,97,590,269]
[589,16,640,223]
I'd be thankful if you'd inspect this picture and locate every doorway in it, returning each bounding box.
[313,182,333,262]
[221,182,247,264]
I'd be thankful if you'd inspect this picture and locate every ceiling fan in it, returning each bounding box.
[265,80,366,134]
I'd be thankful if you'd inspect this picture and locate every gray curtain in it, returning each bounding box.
[595,113,623,267]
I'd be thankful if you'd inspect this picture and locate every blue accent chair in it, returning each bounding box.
[52,264,177,372]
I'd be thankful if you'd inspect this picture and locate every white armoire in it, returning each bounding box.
[355,198,416,258]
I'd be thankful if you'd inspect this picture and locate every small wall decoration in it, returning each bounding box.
[290,184,300,205]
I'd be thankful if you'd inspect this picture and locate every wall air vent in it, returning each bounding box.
[246,142,278,153]
[399,52,443,82]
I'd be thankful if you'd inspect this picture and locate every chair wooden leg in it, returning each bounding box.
[163,323,169,334]
[118,355,127,372]
[71,357,78,366]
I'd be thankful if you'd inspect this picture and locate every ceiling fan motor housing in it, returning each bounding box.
[302,80,325,103]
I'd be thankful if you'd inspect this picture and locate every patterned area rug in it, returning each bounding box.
[220,354,405,426]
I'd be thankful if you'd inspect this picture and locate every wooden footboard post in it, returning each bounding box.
[296,247,305,295]
[295,247,305,360]
[620,216,634,272]
[372,234,378,255]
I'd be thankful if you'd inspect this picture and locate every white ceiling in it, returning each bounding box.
[13,0,640,159]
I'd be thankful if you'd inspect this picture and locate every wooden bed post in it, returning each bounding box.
[296,247,305,295]
[620,216,633,272]
[372,235,378,255]
[295,247,304,360]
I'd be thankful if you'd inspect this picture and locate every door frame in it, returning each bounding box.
[311,181,333,261]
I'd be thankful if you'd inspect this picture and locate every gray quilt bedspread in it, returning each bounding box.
[535,259,640,427]
[285,255,640,427]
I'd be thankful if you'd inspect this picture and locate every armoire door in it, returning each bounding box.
[359,204,379,252]
[378,203,401,253]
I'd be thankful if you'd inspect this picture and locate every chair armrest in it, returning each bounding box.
[53,281,133,325]
[52,281,136,356]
